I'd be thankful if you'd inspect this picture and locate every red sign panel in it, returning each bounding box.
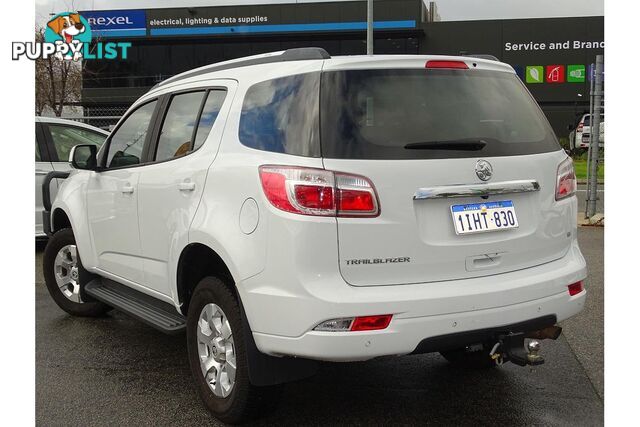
[545,65,565,83]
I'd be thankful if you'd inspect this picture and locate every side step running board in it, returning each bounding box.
[85,278,186,334]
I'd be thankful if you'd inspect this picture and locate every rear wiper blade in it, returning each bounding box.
[404,139,487,151]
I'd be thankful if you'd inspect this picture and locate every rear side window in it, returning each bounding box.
[194,90,226,151]
[154,89,227,162]
[239,73,320,157]
[320,69,560,160]
[155,91,205,162]
[107,100,157,168]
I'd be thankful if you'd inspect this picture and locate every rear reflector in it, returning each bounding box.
[350,315,393,331]
[313,318,354,332]
[426,60,469,69]
[259,165,379,217]
[313,315,393,332]
[568,281,584,296]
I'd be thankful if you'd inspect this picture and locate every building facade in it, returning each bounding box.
[80,0,604,135]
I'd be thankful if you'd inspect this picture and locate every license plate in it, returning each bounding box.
[451,200,519,235]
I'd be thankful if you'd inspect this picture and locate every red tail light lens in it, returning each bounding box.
[335,173,378,217]
[555,157,577,201]
[577,123,583,132]
[259,166,379,217]
[426,60,469,69]
[568,281,584,296]
[350,315,393,331]
[294,185,334,210]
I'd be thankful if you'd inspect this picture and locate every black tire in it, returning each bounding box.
[440,343,498,369]
[43,228,110,317]
[186,276,280,424]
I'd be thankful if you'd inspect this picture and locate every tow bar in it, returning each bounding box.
[489,332,549,366]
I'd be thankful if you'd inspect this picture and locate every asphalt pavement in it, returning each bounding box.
[35,228,604,426]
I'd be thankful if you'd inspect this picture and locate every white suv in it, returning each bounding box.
[573,113,605,150]
[42,48,586,423]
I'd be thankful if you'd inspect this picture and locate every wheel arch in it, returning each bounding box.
[176,241,319,386]
[176,242,238,316]
[51,207,71,233]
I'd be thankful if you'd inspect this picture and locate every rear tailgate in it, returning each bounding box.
[319,58,571,286]
[324,151,573,286]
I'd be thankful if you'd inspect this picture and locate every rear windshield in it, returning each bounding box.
[320,69,560,160]
[583,115,604,126]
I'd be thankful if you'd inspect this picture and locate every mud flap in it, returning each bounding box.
[238,299,318,386]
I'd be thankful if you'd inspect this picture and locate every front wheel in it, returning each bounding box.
[186,276,280,423]
[43,228,110,317]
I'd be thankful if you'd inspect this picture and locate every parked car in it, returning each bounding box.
[42,49,586,423]
[572,113,605,150]
[36,117,108,237]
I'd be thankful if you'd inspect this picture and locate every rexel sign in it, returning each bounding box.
[81,10,147,38]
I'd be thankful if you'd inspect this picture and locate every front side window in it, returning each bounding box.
[48,125,106,162]
[239,73,320,157]
[106,100,157,168]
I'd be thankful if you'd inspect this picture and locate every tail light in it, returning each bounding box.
[577,122,584,132]
[568,281,584,296]
[259,165,379,217]
[555,157,577,201]
[313,315,393,332]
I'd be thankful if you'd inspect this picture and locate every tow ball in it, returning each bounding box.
[489,332,545,366]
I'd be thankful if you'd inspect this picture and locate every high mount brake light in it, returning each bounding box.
[555,157,577,201]
[259,166,379,217]
[425,60,469,69]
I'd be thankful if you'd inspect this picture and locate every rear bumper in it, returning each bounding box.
[246,239,587,361]
[253,289,585,361]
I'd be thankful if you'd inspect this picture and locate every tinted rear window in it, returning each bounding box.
[583,115,604,126]
[239,73,320,157]
[320,69,560,160]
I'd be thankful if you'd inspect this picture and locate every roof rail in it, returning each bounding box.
[155,47,331,88]
[464,54,500,62]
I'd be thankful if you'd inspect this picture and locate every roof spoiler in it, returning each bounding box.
[463,54,500,62]
[154,47,331,89]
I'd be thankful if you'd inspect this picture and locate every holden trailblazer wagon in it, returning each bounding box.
[42,48,586,423]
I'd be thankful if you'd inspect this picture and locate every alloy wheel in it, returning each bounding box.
[197,303,237,398]
[54,244,82,303]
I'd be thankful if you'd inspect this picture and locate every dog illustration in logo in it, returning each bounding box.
[47,13,86,60]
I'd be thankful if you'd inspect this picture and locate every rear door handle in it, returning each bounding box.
[178,181,196,192]
[121,185,134,194]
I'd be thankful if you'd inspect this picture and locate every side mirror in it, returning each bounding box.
[69,144,98,170]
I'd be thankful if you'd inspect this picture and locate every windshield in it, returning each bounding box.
[320,69,559,160]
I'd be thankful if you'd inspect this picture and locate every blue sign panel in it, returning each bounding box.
[149,20,416,36]
[81,10,147,38]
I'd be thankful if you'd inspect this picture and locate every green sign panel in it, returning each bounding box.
[567,64,586,82]
[525,65,544,83]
